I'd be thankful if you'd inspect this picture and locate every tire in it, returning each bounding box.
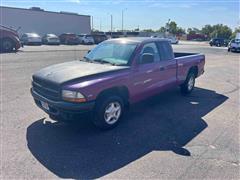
[93,95,124,130]
[180,71,196,95]
[0,38,14,52]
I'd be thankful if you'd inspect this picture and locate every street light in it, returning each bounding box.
[111,14,113,38]
[122,8,127,33]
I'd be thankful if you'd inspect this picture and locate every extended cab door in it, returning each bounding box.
[155,41,177,89]
[130,42,162,102]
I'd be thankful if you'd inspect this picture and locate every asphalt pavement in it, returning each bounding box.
[1,43,239,179]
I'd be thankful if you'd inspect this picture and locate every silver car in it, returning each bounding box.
[21,33,42,45]
[228,39,240,52]
[78,34,95,44]
[42,34,60,45]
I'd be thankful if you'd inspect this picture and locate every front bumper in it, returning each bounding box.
[231,47,240,51]
[31,88,95,117]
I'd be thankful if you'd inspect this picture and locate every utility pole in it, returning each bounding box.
[122,8,127,33]
[111,14,113,38]
[91,16,94,32]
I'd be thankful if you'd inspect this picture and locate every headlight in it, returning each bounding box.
[62,90,86,102]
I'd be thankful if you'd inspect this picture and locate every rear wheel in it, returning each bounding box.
[180,71,196,95]
[93,95,124,130]
[0,38,14,52]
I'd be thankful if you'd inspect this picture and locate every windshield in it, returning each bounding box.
[85,42,137,66]
[28,33,40,38]
[47,34,57,38]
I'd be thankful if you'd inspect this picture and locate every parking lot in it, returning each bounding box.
[1,42,239,179]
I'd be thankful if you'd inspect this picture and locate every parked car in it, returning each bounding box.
[168,36,179,44]
[228,39,240,52]
[59,33,80,45]
[209,38,228,47]
[78,34,95,44]
[91,34,108,44]
[0,25,21,52]
[21,33,42,45]
[42,34,60,45]
[31,37,205,129]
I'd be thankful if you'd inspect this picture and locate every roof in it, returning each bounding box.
[106,37,170,44]
[0,6,90,18]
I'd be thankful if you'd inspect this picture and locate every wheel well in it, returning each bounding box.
[189,66,198,77]
[96,86,129,105]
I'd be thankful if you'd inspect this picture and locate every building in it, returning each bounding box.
[0,6,91,36]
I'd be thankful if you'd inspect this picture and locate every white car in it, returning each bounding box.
[78,34,95,44]
[168,37,179,44]
[228,39,240,52]
[42,34,60,45]
[21,33,42,45]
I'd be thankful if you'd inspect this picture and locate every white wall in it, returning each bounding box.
[0,6,91,36]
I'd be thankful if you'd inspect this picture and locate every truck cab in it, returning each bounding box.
[31,37,205,129]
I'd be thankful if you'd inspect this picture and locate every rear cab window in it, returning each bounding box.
[156,41,174,61]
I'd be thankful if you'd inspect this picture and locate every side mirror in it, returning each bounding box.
[140,53,154,64]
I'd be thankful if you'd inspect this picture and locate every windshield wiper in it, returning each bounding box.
[93,59,116,66]
[80,56,93,63]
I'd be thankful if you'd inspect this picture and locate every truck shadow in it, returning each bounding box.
[26,87,228,179]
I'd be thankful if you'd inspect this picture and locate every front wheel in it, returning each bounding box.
[180,72,196,95]
[93,95,124,130]
[1,39,14,52]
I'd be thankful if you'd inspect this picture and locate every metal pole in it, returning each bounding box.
[122,9,127,34]
[111,15,113,38]
[91,16,94,32]
[122,10,123,33]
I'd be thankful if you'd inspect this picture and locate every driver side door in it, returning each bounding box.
[130,42,161,102]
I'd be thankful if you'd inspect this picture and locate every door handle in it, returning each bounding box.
[159,66,165,71]
[146,70,154,73]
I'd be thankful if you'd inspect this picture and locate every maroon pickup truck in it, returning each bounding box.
[31,37,205,129]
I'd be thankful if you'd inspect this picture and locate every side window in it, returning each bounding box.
[140,42,160,63]
[157,41,174,61]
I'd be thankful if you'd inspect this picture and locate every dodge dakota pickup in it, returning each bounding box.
[31,37,205,129]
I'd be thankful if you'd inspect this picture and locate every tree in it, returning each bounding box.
[157,21,185,35]
[187,28,199,35]
[176,27,186,35]
[156,26,166,33]
[201,24,213,38]
[142,29,154,32]
[167,21,177,34]
[210,24,232,39]
[231,27,240,39]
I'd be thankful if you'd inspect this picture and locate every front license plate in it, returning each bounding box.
[40,101,49,111]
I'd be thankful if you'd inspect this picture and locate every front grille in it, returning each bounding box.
[32,80,60,101]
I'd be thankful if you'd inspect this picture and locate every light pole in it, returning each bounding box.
[99,19,102,31]
[165,19,171,37]
[111,14,113,38]
[122,8,127,33]
[91,16,94,32]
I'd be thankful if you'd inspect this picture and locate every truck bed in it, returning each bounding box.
[174,52,198,58]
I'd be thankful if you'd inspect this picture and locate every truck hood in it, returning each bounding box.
[32,61,129,85]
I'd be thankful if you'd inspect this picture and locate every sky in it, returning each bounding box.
[0,0,239,31]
